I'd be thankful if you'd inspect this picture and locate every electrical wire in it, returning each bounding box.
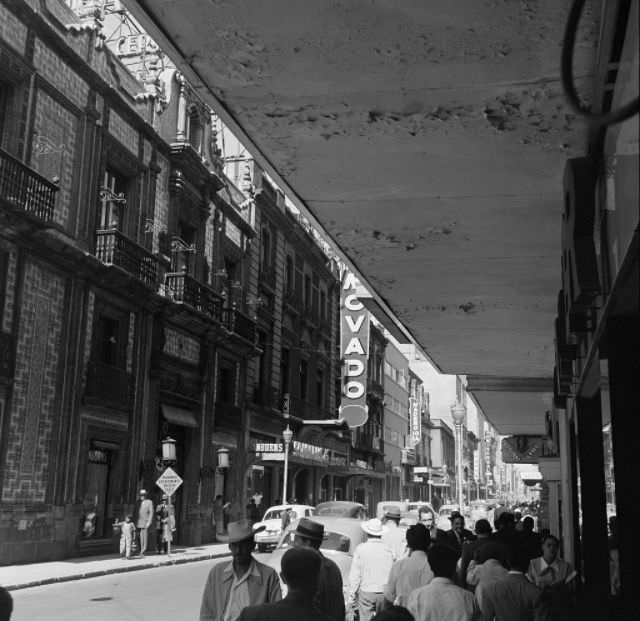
[561,0,639,126]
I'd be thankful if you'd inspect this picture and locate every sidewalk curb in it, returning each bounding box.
[6,551,231,591]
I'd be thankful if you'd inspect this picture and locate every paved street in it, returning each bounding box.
[11,553,272,621]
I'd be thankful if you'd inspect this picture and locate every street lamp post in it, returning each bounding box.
[282,424,293,507]
[450,402,466,511]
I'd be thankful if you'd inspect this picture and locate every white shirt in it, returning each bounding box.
[381,523,407,559]
[528,556,574,588]
[348,538,395,595]
[466,559,508,609]
[384,550,434,607]
[407,577,481,621]
[223,561,260,621]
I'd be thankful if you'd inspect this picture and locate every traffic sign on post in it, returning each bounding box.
[156,467,183,497]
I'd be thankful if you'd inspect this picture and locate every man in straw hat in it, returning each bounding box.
[291,517,345,621]
[199,518,281,621]
[238,548,333,621]
[347,518,395,621]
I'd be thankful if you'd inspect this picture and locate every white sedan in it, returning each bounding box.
[253,504,314,552]
[267,516,367,601]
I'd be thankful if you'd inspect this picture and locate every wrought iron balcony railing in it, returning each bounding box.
[165,271,224,320]
[0,148,58,222]
[253,384,281,408]
[221,306,256,344]
[287,394,334,421]
[95,229,162,288]
[258,266,276,290]
[284,287,302,312]
[85,360,133,408]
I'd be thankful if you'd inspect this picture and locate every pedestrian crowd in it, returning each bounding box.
[197,506,583,621]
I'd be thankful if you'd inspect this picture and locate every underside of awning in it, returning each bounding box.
[161,404,198,428]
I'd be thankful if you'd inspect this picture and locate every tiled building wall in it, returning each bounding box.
[2,260,66,503]
[31,89,79,228]
[0,3,28,55]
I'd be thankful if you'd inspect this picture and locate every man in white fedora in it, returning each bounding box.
[135,489,154,557]
[199,518,281,621]
[347,517,395,621]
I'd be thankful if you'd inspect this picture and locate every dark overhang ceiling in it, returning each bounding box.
[126,0,601,434]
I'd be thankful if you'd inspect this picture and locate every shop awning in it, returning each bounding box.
[161,404,198,428]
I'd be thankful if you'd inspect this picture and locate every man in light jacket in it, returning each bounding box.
[200,519,281,621]
[135,489,154,557]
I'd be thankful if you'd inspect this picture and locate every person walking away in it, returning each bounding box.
[417,507,445,543]
[527,534,576,621]
[520,516,542,560]
[406,543,481,621]
[199,518,281,620]
[348,518,395,621]
[382,507,408,559]
[480,545,550,621]
[490,512,520,561]
[383,523,433,608]
[444,511,475,558]
[458,518,492,587]
[136,489,154,557]
[115,514,136,559]
[238,547,333,621]
[466,542,508,610]
[291,518,345,621]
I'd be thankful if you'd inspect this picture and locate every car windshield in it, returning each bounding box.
[264,509,286,520]
[315,502,362,518]
[279,529,351,553]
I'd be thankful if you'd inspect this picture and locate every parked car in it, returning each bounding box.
[253,504,314,552]
[375,500,408,520]
[436,504,461,531]
[314,501,368,520]
[268,516,367,600]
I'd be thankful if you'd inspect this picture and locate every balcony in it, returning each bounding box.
[253,384,281,408]
[284,287,302,313]
[221,306,256,344]
[287,394,334,421]
[0,330,15,382]
[258,266,276,290]
[301,304,317,327]
[0,148,58,223]
[85,360,133,409]
[214,400,242,430]
[165,271,223,320]
[95,229,162,288]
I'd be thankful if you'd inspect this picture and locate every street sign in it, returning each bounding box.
[156,467,183,497]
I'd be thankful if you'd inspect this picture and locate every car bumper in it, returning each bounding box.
[255,532,280,545]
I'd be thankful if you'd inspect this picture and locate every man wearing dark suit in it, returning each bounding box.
[238,548,333,621]
[480,546,550,621]
[291,518,345,621]
[444,511,475,558]
[458,518,492,587]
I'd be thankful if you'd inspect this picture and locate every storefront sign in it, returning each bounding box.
[255,443,284,452]
[339,270,369,428]
[352,459,372,471]
[409,397,421,446]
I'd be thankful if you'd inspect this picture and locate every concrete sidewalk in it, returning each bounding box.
[0,542,231,591]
